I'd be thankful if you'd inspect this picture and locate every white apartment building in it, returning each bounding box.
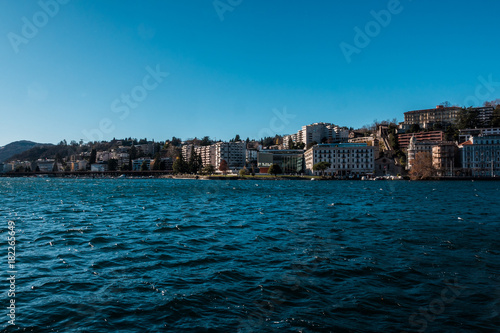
[460,135,500,177]
[304,143,375,176]
[214,142,246,171]
[182,144,216,167]
[284,123,349,149]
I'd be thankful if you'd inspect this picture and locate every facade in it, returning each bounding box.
[69,160,88,171]
[214,142,246,171]
[91,162,108,172]
[398,131,444,150]
[132,159,152,171]
[196,145,216,167]
[246,149,258,166]
[257,150,304,174]
[304,143,375,177]
[474,106,495,127]
[182,144,216,167]
[36,159,56,172]
[432,142,459,176]
[404,105,495,129]
[404,106,461,128]
[460,135,500,177]
[406,136,458,172]
[284,123,349,149]
[459,127,500,143]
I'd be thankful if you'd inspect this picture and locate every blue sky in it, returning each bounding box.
[1,0,500,146]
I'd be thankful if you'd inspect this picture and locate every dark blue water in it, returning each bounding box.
[0,178,499,332]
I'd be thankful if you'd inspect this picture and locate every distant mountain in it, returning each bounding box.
[0,141,51,163]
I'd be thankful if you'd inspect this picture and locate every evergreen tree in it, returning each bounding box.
[268,163,282,176]
[89,149,97,164]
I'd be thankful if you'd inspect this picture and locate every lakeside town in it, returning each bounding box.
[2,102,500,180]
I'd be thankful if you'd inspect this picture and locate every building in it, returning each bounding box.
[398,131,445,151]
[257,150,304,174]
[432,142,459,177]
[246,148,259,166]
[69,160,88,171]
[36,159,56,172]
[460,135,500,177]
[304,143,375,177]
[474,106,495,127]
[214,142,246,171]
[406,136,457,172]
[404,106,462,129]
[403,105,495,129]
[132,159,152,171]
[459,127,500,143]
[196,145,216,167]
[91,162,108,172]
[284,123,349,149]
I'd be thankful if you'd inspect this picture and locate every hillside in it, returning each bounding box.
[0,141,49,163]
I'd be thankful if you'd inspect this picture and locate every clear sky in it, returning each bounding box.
[1,0,500,146]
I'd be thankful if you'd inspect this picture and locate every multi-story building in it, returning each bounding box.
[460,135,500,177]
[214,142,246,171]
[257,150,304,174]
[182,144,216,167]
[406,136,458,172]
[404,105,495,129]
[398,131,445,150]
[304,143,375,177]
[69,160,88,171]
[284,123,349,149]
[459,127,500,143]
[132,159,152,171]
[196,145,216,167]
[36,159,56,172]
[91,162,108,172]
[474,106,495,127]
[404,106,462,129]
[246,148,259,166]
[432,142,459,176]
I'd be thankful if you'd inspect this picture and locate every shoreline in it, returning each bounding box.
[1,172,499,181]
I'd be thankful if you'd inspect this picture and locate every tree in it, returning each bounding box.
[491,106,500,127]
[89,149,97,165]
[201,136,211,146]
[140,160,149,171]
[313,161,331,177]
[409,152,436,180]
[171,137,182,147]
[152,154,162,170]
[239,167,249,177]
[108,159,118,171]
[219,159,229,175]
[268,163,282,176]
[202,164,216,175]
[188,147,202,174]
[457,107,480,129]
[130,145,138,160]
[409,124,421,133]
[234,134,241,142]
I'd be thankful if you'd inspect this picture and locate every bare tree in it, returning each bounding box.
[410,152,436,180]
